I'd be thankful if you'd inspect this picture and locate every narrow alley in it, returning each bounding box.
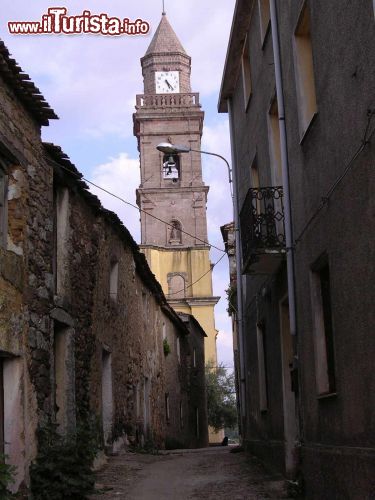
[89,447,294,500]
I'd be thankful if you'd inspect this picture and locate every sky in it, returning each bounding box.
[0,0,237,369]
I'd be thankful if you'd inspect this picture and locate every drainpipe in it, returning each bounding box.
[269,0,297,339]
[227,98,247,426]
[270,0,302,455]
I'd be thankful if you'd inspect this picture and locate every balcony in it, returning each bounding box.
[135,93,200,110]
[240,186,286,274]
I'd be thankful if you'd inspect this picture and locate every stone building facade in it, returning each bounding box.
[178,313,209,449]
[219,1,375,498]
[133,14,220,369]
[0,38,208,495]
[163,312,208,449]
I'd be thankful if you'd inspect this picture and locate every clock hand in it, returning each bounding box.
[165,79,173,90]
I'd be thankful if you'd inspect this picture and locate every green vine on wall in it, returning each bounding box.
[30,417,100,500]
[225,285,237,316]
[0,455,16,499]
[163,338,171,356]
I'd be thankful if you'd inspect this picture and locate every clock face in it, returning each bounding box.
[155,71,180,94]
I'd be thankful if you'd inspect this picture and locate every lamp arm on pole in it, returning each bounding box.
[189,148,232,185]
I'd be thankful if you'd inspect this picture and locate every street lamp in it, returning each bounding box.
[156,142,232,186]
[156,141,246,424]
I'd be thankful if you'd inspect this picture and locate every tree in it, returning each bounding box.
[205,362,237,432]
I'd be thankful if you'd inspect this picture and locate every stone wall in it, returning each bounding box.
[0,62,55,491]
[0,41,208,494]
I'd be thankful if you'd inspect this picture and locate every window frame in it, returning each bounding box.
[258,0,271,48]
[293,0,318,142]
[0,164,8,249]
[267,95,283,187]
[241,34,252,110]
[179,401,184,429]
[256,322,268,412]
[109,258,119,303]
[310,253,337,397]
[165,393,170,423]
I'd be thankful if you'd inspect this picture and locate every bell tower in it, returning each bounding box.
[133,13,219,365]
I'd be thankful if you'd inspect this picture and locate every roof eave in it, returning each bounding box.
[0,39,58,126]
[218,0,255,113]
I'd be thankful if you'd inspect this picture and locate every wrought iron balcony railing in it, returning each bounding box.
[136,93,200,110]
[240,186,285,273]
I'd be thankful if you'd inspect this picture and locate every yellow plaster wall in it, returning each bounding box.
[141,246,218,364]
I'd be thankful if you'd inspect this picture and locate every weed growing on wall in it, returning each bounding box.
[30,417,100,500]
[163,338,171,356]
[0,455,16,499]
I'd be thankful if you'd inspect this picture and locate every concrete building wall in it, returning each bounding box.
[219,0,375,496]
[220,0,289,471]
[277,1,375,495]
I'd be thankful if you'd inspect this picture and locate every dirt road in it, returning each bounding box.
[90,447,293,499]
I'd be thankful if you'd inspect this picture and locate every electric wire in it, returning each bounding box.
[167,252,226,297]
[52,160,229,299]
[54,161,226,254]
[295,111,375,245]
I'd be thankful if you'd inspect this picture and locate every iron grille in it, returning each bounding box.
[240,186,285,268]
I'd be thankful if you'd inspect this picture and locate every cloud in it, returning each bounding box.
[1,0,235,144]
[89,152,141,242]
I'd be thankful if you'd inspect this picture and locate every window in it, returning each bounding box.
[250,157,260,190]
[162,154,180,181]
[165,394,170,422]
[134,383,140,419]
[169,220,182,245]
[102,350,113,444]
[54,323,75,434]
[267,96,283,186]
[250,157,261,215]
[109,259,119,302]
[179,401,183,429]
[53,186,70,296]
[176,337,181,363]
[168,273,186,299]
[195,407,199,437]
[193,348,197,368]
[1,353,23,489]
[241,35,252,109]
[293,1,318,139]
[0,167,8,248]
[310,255,336,395]
[258,0,270,46]
[143,377,150,434]
[257,323,268,411]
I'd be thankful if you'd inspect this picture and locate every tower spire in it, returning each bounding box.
[162,0,166,15]
[144,13,187,57]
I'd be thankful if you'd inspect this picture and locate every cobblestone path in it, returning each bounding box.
[89,446,295,499]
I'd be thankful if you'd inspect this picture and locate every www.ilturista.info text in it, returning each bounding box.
[8,8,150,36]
